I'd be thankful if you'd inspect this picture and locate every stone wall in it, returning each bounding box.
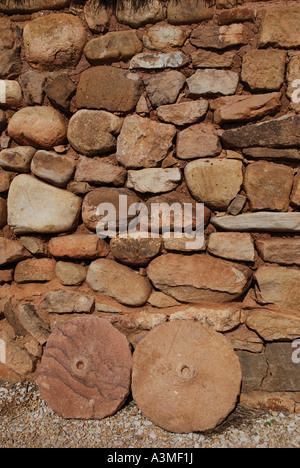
[0,0,300,414]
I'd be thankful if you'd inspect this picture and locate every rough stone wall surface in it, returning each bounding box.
[0,0,300,415]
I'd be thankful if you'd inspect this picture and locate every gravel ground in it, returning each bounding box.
[0,381,299,449]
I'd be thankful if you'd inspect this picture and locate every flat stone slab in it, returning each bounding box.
[132,321,242,433]
[37,316,132,419]
[211,212,300,233]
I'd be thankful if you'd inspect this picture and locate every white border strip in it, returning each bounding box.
[0,338,6,364]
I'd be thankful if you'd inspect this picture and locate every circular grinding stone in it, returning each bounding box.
[37,316,132,419]
[132,321,242,433]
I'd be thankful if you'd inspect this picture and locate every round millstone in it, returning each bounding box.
[132,321,242,433]
[37,316,132,419]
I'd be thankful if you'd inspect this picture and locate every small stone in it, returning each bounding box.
[8,174,81,235]
[241,50,286,92]
[163,232,206,252]
[244,161,294,212]
[0,237,31,267]
[243,148,300,161]
[208,232,255,262]
[258,7,300,48]
[144,71,186,108]
[84,0,111,33]
[227,194,246,216]
[148,291,180,308]
[212,92,281,124]
[116,0,166,27]
[68,109,122,156]
[19,303,50,345]
[221,115,300,148]
[132,321,242,433]
[67,181,94,195]
[19,236,48,257]
[18,71,46,106]
[0,80,23,108]
[136,95,149,115]
[190,23,248,49]
[0,269,13,283]
[0,197,7,228]
[82,187,140,232]
[8,106,67,150]
[291,172,300,208]
[127,168,181,194]
[255,267,300,311]
[84,31,142,65]
[177,123,221,159]
[157,100,208,126]
[184,158,244,211]
[5,341,34,376]
[143,24,186,50]
[116,115,176,169]
[218,7,256,24]
[167,0,214,25]
[147,253,252,303]
[0,170,10,192]
[49,234,109,259]
[75,156,126,187]
[55,261,86,286]
[31,150,75,187]
[23,14,87,70]
[76,66,143,113]
[44,74,76,112]
[129,51,189,69]
[0,146,36,172]
[14,258,56,283]
[187,69,239,97]
[246,307,300,342]
[191,49,235,68]
[87,258,152,306]
[110,237,162,267]
[211,212,300,232]
[40,290,94,314]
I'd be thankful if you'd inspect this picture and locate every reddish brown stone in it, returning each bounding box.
[14,258,56,283]
[49,234,109,259]
[37,316,132,419]
[132,321,242,433]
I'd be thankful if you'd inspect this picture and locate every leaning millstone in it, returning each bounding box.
[84,31,142,65]
[37,316,132,419]
[184,159,243,211]
[23,14,86,70]
[221,115,300,148]
[127,168,181,194]
[0,237,31,267]
[116,115,176,169]
[68,110,122,157]
[211,212,300,232]
[87,259,152,306]
[8,106,67,149]
[187,69,239,97]
[129,51,189,69]
[157,100,208,126]
[0,80,22,108]
[18,303,50,345]
[255,267,300,312]
[76,66,143,113]
[147,253,252,303]
[132,321,242,433]
[40,290,94,314]
[31,150,75,188]
[116,0,166,27]
[0,147,36,173]
[0,0,70,13]
[8,175,81,235]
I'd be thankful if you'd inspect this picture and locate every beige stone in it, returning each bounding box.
[0,237,31,267]
[184,158,244,211]
[147,253,252,303]
[129,51,189,69]
[40,290,94,314]
[191,23,248,49]
[255,267,300,311]
[31,150,75,188]
[157,100,208,126]
[143,24,186,50]
[144,70,186,108]
[211,212,300,233]
[167,0,214,24]
[208,233,255,262]
[55,261,86,286]
[148,291,180,308]
[256,238,300,266]
[241,50,286,92]
[187,69,239,97]
[0,146,36,172]
[127,168,181,194]
[177,123,221,159]
[75,156,126,187]
[258,7,300,48]
[0,80,22,108]
[116,0,166,27]
[84,30,142,64]
[246,307,300,341]
[225,325,264,353]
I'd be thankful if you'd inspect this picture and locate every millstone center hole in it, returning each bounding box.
[181,365,190,377]
[76,360,84,370]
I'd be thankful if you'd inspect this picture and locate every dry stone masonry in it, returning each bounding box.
[0,0,300,430]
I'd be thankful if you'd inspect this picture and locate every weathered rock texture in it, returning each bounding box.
[0,0,299,418]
